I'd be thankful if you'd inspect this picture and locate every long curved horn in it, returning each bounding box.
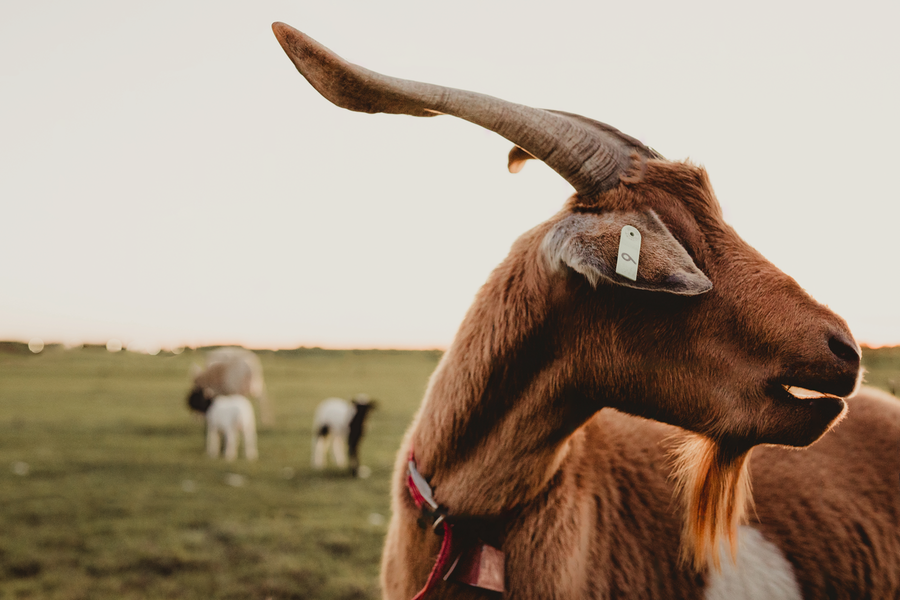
[272,23,659,197]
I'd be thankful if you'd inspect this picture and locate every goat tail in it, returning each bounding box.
[670,434,753,572]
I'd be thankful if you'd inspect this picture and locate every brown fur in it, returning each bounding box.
[378,161,871,598]
[193,361,246,396]
[190,348,272,425]
[750,387,900,597]
[384,390,900,599]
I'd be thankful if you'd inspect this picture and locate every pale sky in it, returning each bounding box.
[1,1,898,350]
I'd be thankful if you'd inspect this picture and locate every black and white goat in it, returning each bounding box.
[312,394,376,477]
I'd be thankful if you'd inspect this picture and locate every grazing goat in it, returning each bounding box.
[187,347,272,425]
[312,394,376,477]
[205,394,258,461]
[273,24,900,599]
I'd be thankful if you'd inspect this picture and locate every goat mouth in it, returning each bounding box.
[768,379,846,405]
[756,380,849,446]
[780,384,843,402]
[767,371,854,403]
[767,380,847,423]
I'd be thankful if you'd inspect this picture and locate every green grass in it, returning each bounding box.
[0,346,439,600]
[0,343,897,599]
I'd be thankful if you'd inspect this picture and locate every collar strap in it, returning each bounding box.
[407,451,440,512]
[405,449,505,598]
[406,450,457,600]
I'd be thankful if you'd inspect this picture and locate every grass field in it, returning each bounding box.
[1,344,898,599]
[0,345,439,600]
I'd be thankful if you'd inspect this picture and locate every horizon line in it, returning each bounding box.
[3,337,899,355]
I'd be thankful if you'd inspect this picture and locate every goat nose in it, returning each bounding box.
[828,332,861,368]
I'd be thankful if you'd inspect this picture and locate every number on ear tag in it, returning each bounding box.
[616,226,641,281]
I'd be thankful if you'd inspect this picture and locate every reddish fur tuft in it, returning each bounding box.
[671,435,753,571]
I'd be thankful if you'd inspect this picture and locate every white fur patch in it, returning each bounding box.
[311,397,355,468]
[206,394,258,461]
[704,526,801,600]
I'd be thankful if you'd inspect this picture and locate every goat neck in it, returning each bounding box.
[410,224,576,516]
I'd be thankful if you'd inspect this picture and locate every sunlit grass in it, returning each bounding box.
[0,346,439,600]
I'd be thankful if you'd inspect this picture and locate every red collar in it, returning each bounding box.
[405,449,505,598]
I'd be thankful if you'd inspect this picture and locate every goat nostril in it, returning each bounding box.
[828,334,860,365]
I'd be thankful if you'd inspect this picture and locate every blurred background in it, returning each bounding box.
[1,1,898,598]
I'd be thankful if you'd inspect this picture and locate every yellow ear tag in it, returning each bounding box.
[615,226,641,281]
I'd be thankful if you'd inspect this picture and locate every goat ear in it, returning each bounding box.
[542,211,712,295]
[189,363,203,380]
[508,145,537,173]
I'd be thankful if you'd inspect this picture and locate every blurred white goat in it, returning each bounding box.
[312,394,376,476]
[206,394,258,461]
[187,347,272,426]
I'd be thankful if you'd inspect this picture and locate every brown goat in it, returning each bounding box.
[187,347,272,425]
[272,23,900,599]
